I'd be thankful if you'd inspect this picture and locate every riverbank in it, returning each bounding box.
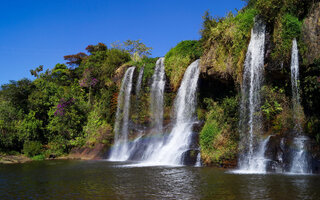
[0,154,31,164]
[0,143,109,164]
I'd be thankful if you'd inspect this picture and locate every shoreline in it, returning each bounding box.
[0,154,32,164]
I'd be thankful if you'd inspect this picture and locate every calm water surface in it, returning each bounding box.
[0,160,319,200]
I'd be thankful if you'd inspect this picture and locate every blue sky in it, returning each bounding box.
[0,0,245,85]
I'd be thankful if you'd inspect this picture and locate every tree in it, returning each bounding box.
[111,39,152,61]
[0,79,34,114]
[64,52,88,67]
[30,65,43,78]
[200,11,218,44]
[86,43,107,54]
[123,39,152,58]
[51,64,72,85]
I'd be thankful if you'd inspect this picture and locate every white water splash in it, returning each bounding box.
[290,136,310,174]
[238,18,267,173]
[195,152,201,167]
[234,136,271,174]
[109,67,135,161]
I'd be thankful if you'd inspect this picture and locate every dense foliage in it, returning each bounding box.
[200,97,239,166]
[164,40,202,90]
[0,41,152,158]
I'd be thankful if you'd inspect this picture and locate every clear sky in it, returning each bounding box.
[0,0,245,85]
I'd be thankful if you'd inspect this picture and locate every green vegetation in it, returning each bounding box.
[272,13,303,62]
[245,0,312,64]
[0,40,153,158]
[0,0,319,166]
[200,97,239,165]
[200,8,257,83]
[261,86,294,135]
[198,0,318,165]
[247,0,312,21]
[128,57,158,84]
[164,40,202,90]
[23,141,43,157]
[302,59,320,142]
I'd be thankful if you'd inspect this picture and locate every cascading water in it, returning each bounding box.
[150,58,166,133]
[143,59,200,165]
[135,67,144,98]
[109,67,135,161]
[237,19,267,173]
[127,58,166,161]
[289,39,310,174]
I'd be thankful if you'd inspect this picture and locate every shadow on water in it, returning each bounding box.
[0,160,319,200]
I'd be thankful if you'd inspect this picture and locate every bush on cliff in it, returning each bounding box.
[164,40,202,91]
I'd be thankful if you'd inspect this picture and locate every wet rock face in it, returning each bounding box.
[264,134,320,174]
[198,64,236,101]
[181,149,199,166]
[265,135,292,173]
[302,2,320,64]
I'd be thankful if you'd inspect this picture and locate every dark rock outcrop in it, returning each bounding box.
[181,149,200,166]
[198,62,237,103]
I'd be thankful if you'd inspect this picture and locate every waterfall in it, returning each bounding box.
[290,39,302,133]
[289,39,310,174]
[237,19,267,173]
[143,59,200,165]
[135,67,144,98]
[150,58,166,133]
[126,58,166,161]
[109,67,135,161]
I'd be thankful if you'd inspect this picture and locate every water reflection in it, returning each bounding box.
[111,163,201,199]
[0,160,319,200]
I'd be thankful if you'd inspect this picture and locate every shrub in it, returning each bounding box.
[261,86,294,135]
[23,141,43,157]
[272,13,302,61]
[200,117,221,152]
[281,14,302,40]
[46,135,70,156]
[84,106,113,147]
[32,154,45,161]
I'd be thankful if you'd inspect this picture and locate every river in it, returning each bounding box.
[0,160,319,199]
